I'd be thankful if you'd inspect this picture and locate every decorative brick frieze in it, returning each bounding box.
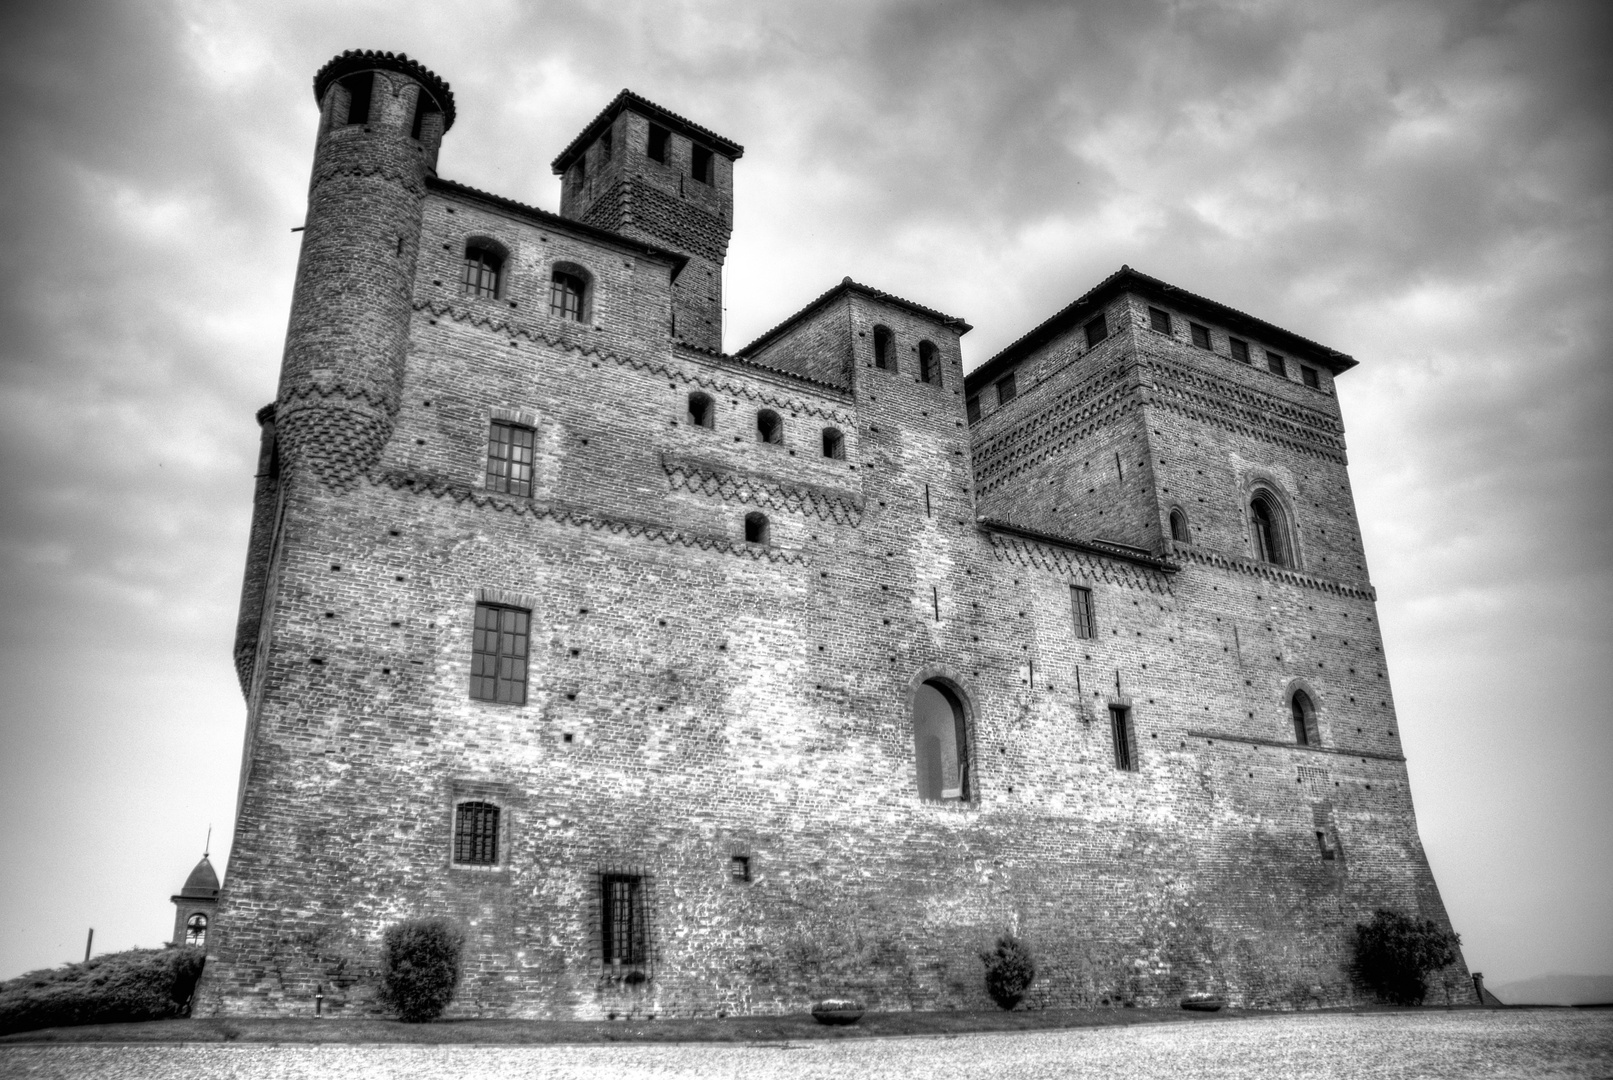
[661,453,864,525]
[1174,543,1374,599]
[987,533,1173,595]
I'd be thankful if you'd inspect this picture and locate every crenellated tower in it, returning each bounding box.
[273,50,455,489]
[550,92,742,352]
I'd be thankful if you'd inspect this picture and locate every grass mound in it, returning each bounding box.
[0,947,205,1036]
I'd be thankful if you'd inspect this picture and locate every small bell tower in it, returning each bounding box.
[170,845,221,950]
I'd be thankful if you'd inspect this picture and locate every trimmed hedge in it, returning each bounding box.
[1352,908,1462,1006]
[979,933,1036,1010]
[378,918,464,1022]
[0,947,206,1035]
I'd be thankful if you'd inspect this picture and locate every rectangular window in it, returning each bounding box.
[1110,706,1135,771]
[691,145,713,184]
[1267,351,1287,376]
[647,124,670,164]
[996,372,1017,406]
[341,72,373,126]
[1301,365,1320,388]
[730,855,751,882]
[966,395,981,424]
[485,421,535,497]
[1071,585,1094,639]
[453,802,500,866]
[1229,337,1250,363]
[550,272,585,321]
[600,128,613,160]
[601,873,647,966]
[1085,313,1108,347]
[1190,323,1212,349]
[1316,830,1337,860]
[471,603,529,704]
[574,155,586,185]
[1148,306,1172,334]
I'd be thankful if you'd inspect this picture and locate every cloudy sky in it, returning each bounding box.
[1,0,1608,989]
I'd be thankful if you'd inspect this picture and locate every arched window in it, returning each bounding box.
[1169,508,1190,544]
[462,242,504,300]
[872,325,894,371]
[550,267,588,321]
[756,409,782,444]
[744,512,769,545]
[918,341,940,385]
[1292,690,1318,746]
[821,427,844,459]
[453,801,500,865]
[185,913,208,947]
[687,392,714,429]
[1250,489,1290,566]
[913,680,970,802]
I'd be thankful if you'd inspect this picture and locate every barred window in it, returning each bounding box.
[485,421,535,497]
[550,270,586,321]
[601,874,647,966]
[1110,706,1136,772]
[462,244,503,300]
[1190,322,1211,349]
[1229,337,1250,363]
[1085,313,1108,347]
[1148,306,1172,334]
[1071,585,1095,639]
[453,801,500,865]
[471,603,528,704]
[185,913,208,947]
[919,341,940,385]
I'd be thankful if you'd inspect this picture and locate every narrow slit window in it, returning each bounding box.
[821,427,844,459]
[453,801,500,865]
[601,873,646,966]
[1230,337,1250,363]
[996,372,1017,406]
[485,421,535,497]
[1267,350,1287,377]
[647,124,670,164]
[1085,313,1108,347]
[471,603,528,704]
[550,270,586,321]
[340,72,373,126]
[462,244,504,300]
[919,341,940,385]
[600,128,613,160]
[1292,690,1317,746]
[1071,585,1094,639]
[574,155,586,185]
[1110,706,1135,771]
[1190,323,1212,349]
[1149,307,1172,334]
[687,392,714,429]
[872,325,893,370]
[690,145,713,184]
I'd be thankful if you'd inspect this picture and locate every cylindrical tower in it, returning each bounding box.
[274,50,456,488]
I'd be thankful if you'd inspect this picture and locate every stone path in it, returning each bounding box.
[1,1009,1608,1079]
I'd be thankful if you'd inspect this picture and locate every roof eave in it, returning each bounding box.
[735,279,970,358]
[550,90,745,174]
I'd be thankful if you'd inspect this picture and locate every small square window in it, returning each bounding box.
[996,372,1017,406]
[1301,365,1320,388]
[1229,337,1250,363]
[1190,323,1212,349]
[1148,307,1171,334]
[1267,351,1287,377]
[1085,313,1108,347]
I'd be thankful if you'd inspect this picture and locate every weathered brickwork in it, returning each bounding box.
[197,52,1471,1020]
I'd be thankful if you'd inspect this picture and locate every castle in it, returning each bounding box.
[195,49,1471,1017]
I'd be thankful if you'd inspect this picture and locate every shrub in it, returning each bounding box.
[979,933,1036,1010]
[377,917,464,1022]
[1352,908,1461,1006]
[0,947,206,1036]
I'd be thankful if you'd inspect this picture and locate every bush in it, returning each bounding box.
[1352,908,1461,1006]
[979,933,1036,1010]
[377,918,464,1022]
[0,947,206,1036]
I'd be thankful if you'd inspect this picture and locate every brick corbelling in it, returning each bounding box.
[660,453,864,525]
[1144,362,1346,461]
[625,179,732,262]
[972,362,1133,469]
[310,162,425,197]
[1149,395,1347,464]
[1174,543,1375,599]
[974,395,1140,494]
[988,534,1173,595]
[370,469,809,564]
[1144,357,1341,434]
[673,343,853,397]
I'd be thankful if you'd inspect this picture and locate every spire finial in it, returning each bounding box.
[204,825,212,859]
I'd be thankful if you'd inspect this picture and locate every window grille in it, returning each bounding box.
[996,372,1017,405]
[730,856,751,882]
[919,341,940,385]
[485,421,535,497]
[1267,351,1287,376]
[185,914,208,947]
[601,874,647,966]
[1149,307,1172,334]
[1110,706,1135,771]
[1085,313,1108,347]
[462,246,503,300]
[647,124,670,163]
[550,271,586,321]
[1229,337,1250,363]
[1071,585,1095,639]
[1191,323,1212,349]
[471,603,529,704]
[453,801,500,865]
[872,326,893,370]
[1301,365,1320,388]
[966,395,981,424]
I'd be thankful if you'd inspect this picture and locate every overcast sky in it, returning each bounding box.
[1,0,1608,988]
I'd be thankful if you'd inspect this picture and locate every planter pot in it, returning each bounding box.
[811,999,865,1025]
[1181,993,1226,1012]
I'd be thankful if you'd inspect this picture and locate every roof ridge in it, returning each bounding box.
[734,277,970,358]
[551,89,744,174]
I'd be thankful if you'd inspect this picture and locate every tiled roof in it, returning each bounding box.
[551,90,744,174]
[967,266,1357,390]
[976,516,1180,572]
[735,277,971,358]
[313,50,457,131]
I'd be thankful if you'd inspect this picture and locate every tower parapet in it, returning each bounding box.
[274,51,456,489]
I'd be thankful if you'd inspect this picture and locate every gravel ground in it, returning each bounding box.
[0,1009,1607,1079]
